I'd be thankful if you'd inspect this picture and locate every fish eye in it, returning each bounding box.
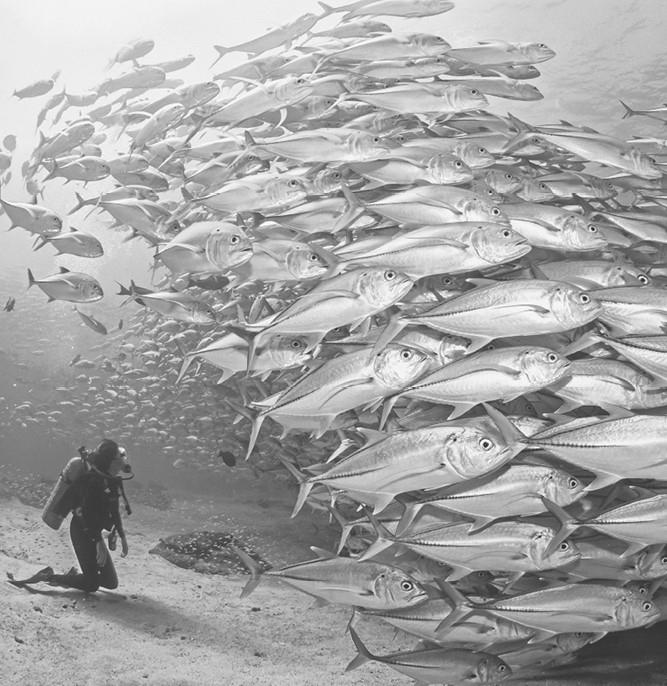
[384,270,396,280]
[588,224,598,233]
[559,541,570,551]
[649,156,656,164]
[290,339,302,348]
[288,179,299,187]
[400,580,414,591]
[661,556,667,565]
[479,438,494,451]
[643,601,653,611]
[455,161,463,168]
[308,252,320,261]
[568,477,579,489]
[638,274,649,284]
[372,136,381,143]
[296,78,306,85]
[491,207,501,216]
[478,147,486,154]
[502,229,511,237]
[539,183,549,190]
[498,665,508,673]
[547,353,558,362]
[230,234,240,244]
[470,89,479,95]
[537,43,547,48]
[441,276,453,285]
[505,173,513,180]
[531,136,541,144]
[400,349,412,360]
[579,294,590,303]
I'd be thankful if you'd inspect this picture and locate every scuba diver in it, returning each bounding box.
[7,439,133,592]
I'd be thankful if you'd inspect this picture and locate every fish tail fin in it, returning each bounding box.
[277,455,314,517]
[33,236,49,252]
[43,160,58,182]
[357,509,396,562]
[228,544,263,597]
[345,626,373,672]
[372,312,407,355]
[561,326,603,356]
[482,402,528,450]
[245,328,265,373]
[210,45,228,68]
[540,496,580,557]
[506,112,537,133]
[244,407,265,461]
[176,353,195,384]
[434,579,476,635]
[221,398,253,427]
[619,100,638,119]
[395,501,422,537]
[318,1,335,15]
[327,505,357,555]
[378,393,401,430]
[69,191,90,215]
[116,281,133,297]
[27,268,35,289]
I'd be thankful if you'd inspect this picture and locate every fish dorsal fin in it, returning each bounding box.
[601,404,635,419]
[356,427,388,446]
[309,546,336,559]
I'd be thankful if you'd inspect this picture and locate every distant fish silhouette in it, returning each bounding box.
[3,296,16,311]
[218,450,237,467]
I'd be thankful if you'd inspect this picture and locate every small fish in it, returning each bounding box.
[217,450,236,467]
[3,297,16,312]
[346,625,511,684]
[13,75,57,99]
[108,39,155,69]
[233,544,428,610]
[27,267,103,303]
[74,307,108,335]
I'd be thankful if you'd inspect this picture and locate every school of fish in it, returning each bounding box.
[3,0,667,682]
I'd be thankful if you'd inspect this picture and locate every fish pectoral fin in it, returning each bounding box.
[467,516,495,534]
[308,546,337,559]
[318,377,373,407]
[399,235,468,249]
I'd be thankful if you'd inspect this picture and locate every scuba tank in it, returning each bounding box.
[41,446,89,530]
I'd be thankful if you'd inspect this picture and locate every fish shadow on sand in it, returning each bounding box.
[81,591,223,644]
[8,583,224,646]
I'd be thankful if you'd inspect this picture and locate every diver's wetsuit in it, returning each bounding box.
[50,467,124,592]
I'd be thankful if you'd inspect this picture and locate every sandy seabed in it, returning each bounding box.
[1,490,409,686]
